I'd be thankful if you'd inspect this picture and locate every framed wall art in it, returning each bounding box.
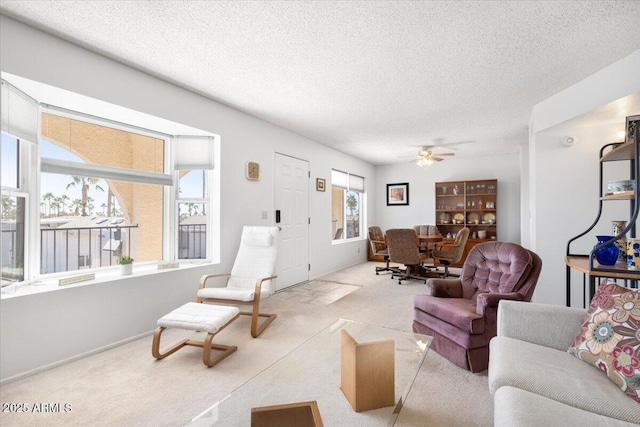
[246,161,260,181]
[387,183,409,206]
[316,178,326,192]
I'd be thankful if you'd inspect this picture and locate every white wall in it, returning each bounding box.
[1,266,209,381]
[529,49,640,307]
[0,16,373,381]
[531,51,640,135]
[531,123,632,307]
[375,153,522,244]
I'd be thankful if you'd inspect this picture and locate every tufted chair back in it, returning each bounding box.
[460,241,539,301]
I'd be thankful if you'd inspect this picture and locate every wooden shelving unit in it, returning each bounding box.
[435,179,497,267]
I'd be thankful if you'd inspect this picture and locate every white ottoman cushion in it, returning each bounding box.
[158,302,239,334]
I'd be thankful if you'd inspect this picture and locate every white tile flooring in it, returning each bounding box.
[271,280,362,306]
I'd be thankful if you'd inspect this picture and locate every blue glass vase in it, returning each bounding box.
[594,235,619,266]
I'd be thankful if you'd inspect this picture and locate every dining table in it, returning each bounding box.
[418,234,443,249]
[414,234,444,276]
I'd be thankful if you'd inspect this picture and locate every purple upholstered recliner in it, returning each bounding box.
[413,241,542,372]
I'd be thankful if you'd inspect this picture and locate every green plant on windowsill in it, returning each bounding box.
[117,255,134,265]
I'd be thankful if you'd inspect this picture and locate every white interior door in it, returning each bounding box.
[274,153,309,290]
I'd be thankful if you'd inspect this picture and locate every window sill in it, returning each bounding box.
[0,261,212,300]
[331,237,366,245]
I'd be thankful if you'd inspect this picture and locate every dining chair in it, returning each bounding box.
[368,226,394,274]
[413,225,441,254]
[432,227,470,278]
[385,228,431,284]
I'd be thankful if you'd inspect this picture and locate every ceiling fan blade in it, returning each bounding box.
[423,140,475,150]
[432,139,475,146]
[432,156,444,161]
[436,152,455,156]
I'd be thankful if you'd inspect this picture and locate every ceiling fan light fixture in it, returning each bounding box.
[417,157,434,167]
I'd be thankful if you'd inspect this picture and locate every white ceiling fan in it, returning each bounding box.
[415,147,455,166]
[399,144,456,166]
[400,139,475,166]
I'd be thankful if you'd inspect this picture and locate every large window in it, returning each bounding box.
[177,170,208,259]
[39,113,169,274]
[1,79,37,288]
[331,169,365,241]
[1,76,217,286]
[1,134,26,286]
[174,136,215,261]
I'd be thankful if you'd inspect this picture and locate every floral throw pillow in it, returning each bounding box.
[567,281,640,403]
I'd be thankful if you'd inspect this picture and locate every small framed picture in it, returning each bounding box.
[316,178,326,192]
[387,183,409,206]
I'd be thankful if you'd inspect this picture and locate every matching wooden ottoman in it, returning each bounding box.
[152,302,240,367]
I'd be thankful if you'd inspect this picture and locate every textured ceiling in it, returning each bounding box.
[1,1,640,164]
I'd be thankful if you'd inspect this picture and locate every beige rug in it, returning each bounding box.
[0,262,492,426]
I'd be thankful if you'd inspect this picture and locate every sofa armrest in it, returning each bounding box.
[497,300,586,351]
[425,278,463,298]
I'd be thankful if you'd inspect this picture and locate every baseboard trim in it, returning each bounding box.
[0,329,154,385]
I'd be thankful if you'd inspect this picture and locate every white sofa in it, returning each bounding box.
[488,300,640,426]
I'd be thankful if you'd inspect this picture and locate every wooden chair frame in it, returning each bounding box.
[197,273,278,338]
[152,313,239,367]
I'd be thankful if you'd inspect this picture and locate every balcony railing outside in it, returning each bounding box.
[179,224,206,259]
[3,222,207,278]
[1,228,24,285]
[40,225,138,274]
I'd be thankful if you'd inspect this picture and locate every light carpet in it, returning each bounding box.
[272,280,361,306]
[0,262,492,426]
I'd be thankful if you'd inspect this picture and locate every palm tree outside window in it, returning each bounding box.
[331,169,365,241]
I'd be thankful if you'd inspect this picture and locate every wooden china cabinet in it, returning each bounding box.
[434,179,498,267]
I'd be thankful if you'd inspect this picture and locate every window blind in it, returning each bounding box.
[331,169,348,189]
[41,158,174,186]
[174,136,215,170]
[1,80,39,144]
[349,174,365,192]
[332,169,364,191]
